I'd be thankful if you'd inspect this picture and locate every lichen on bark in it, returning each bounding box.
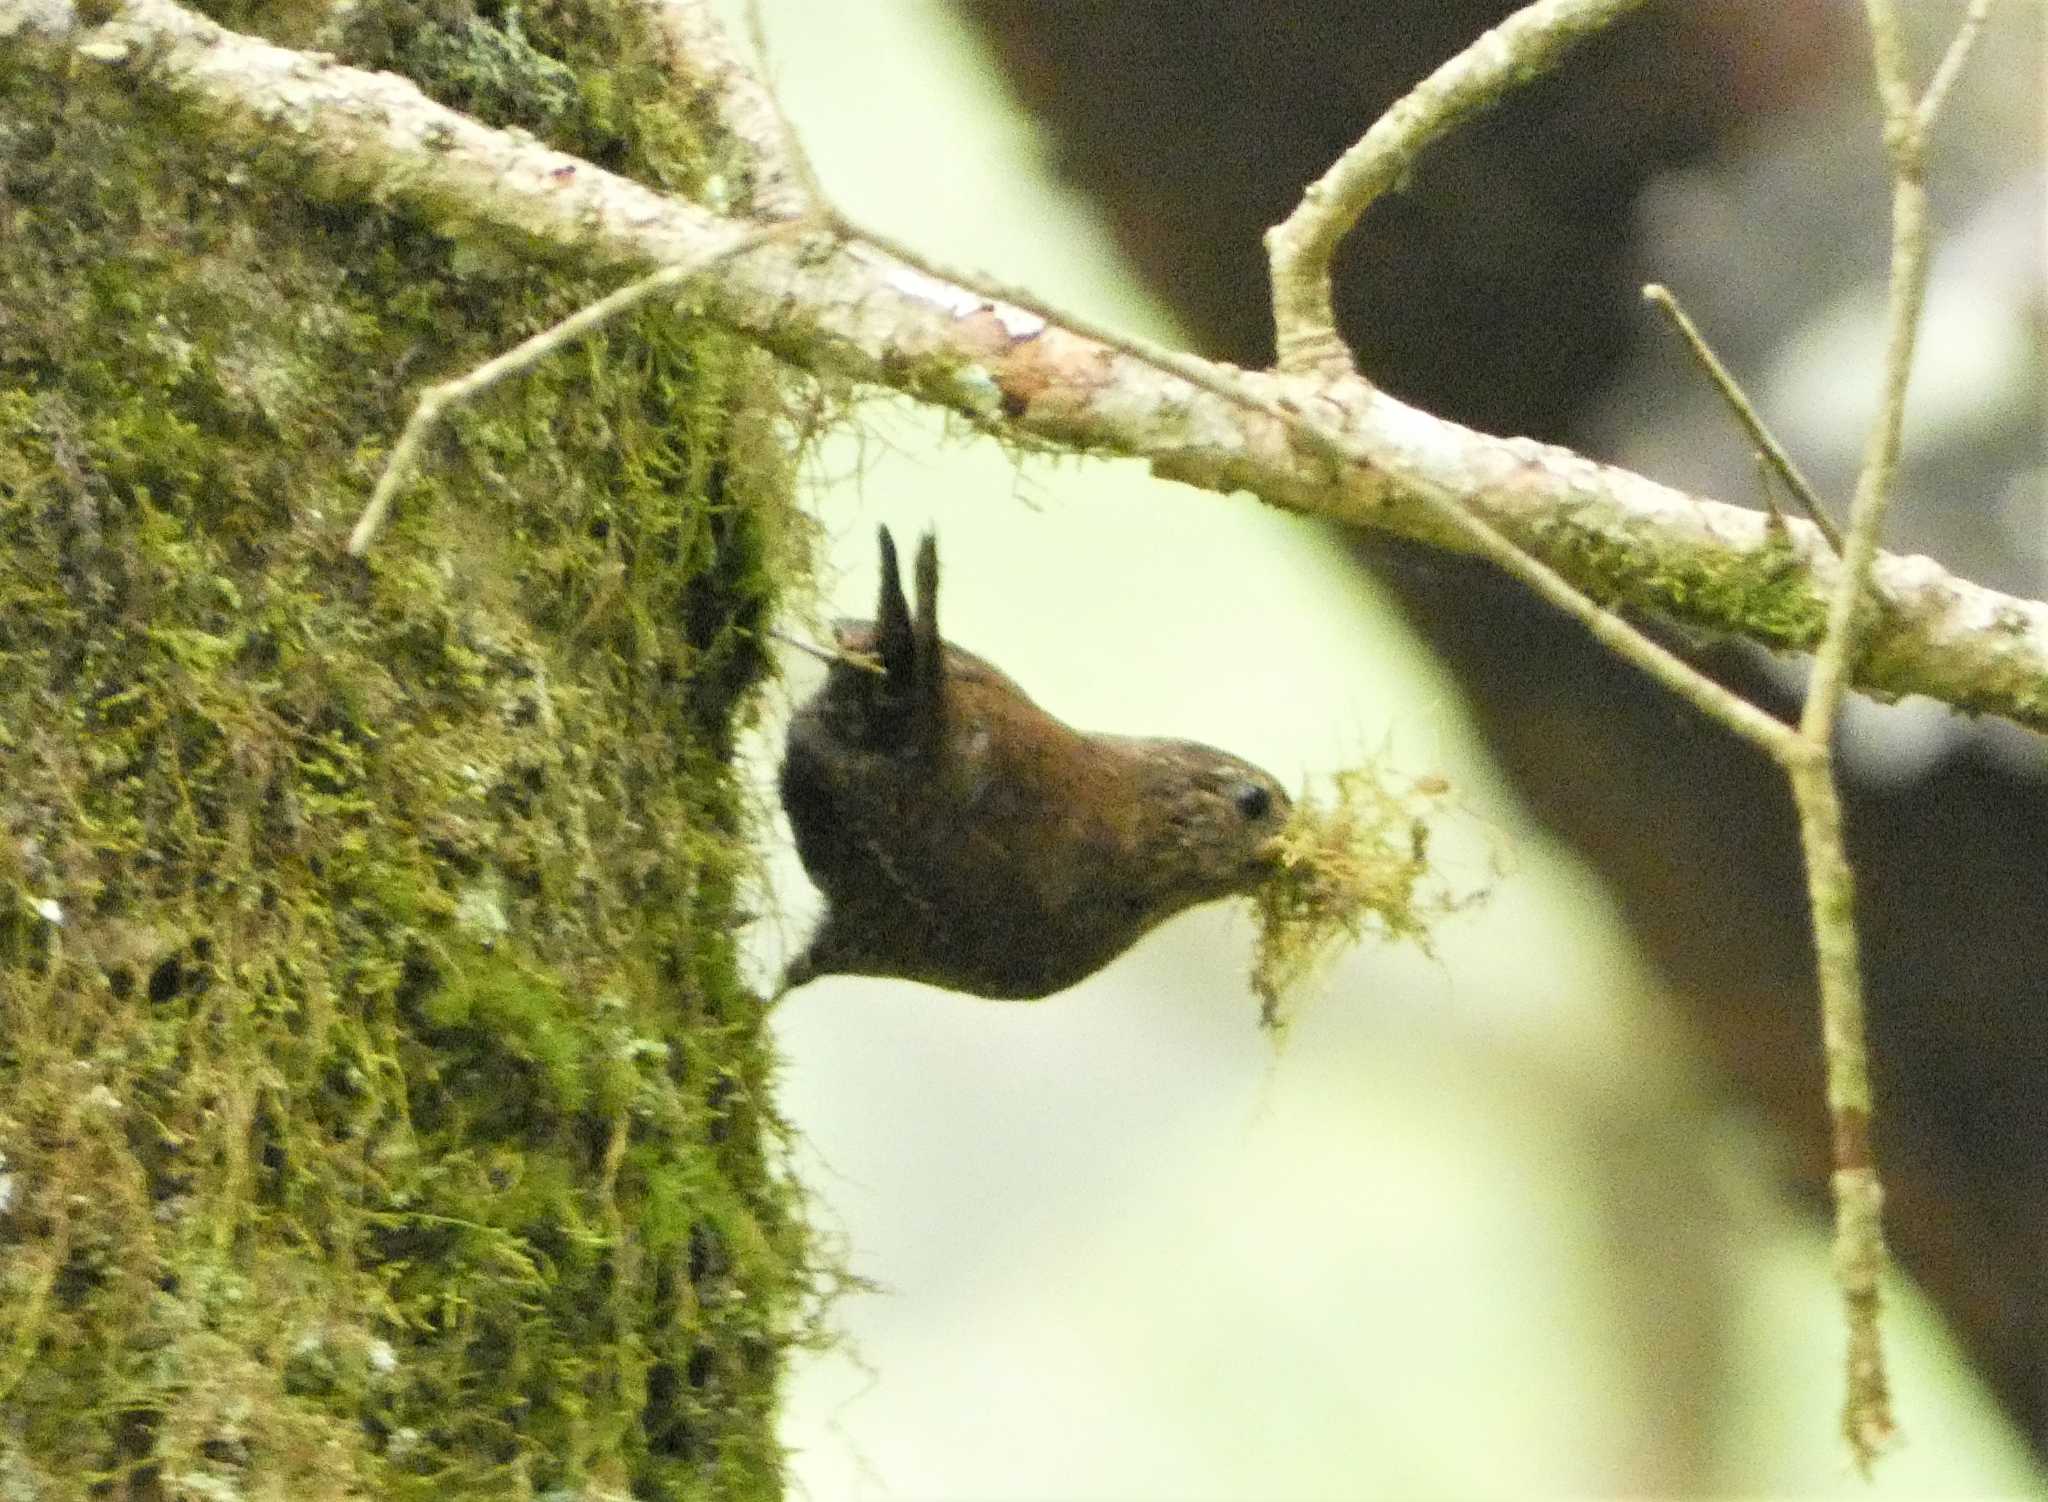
[0,2,821,1496]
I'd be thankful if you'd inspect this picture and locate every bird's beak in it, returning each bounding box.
[1253,833,1293,870]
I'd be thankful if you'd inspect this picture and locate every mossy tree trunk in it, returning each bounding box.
[0,2,816,1496]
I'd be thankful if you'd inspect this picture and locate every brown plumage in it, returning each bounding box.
[778,527,1291,999]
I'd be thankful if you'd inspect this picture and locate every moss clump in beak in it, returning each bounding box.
[1248,764,1495,1031]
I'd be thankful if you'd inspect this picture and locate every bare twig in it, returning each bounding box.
[768,628,881,673]
[1914,0,1994,130]
[1780,0,1991,1468]
[1753,454,1793,539]
[1265,0,1647,377]
[1811,4,1941,742]
[1642,283,1844,553]
[347,220,801,556]
[1787,744,1892,1470]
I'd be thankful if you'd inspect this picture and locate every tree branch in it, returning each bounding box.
[831,224,1799,756]
[1641,283,1843,553]
[347,220,803,554]
[1780,0,1996,1467]
[13,0,2036,739]
[1265,0,1649,377]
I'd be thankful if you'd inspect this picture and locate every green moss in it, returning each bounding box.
[316,0,724,199]
[1535,518,1831,651]
[1250,764,1496,1033]
[0,4,821,1496]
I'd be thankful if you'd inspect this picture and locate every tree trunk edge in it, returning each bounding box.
[0,4,824,1496]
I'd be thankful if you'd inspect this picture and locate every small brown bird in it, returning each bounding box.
[778,527,1292,999]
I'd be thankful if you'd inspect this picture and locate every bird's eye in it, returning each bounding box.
[1232,782,1272,821]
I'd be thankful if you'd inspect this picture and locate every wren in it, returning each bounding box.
[778,526,1293,1000]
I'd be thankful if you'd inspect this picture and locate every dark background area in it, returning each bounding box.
[951,0,2046,1455]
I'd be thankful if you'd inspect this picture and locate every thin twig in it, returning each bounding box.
[767,628,881,674]
[1915,0,1995,129]
[346,221,802,556]
[1812,6,1936,742]
[1753,454,1793,540]
[1642,283,1844,553]
[1784,751,1891,1470]
[1264,0,1648,377]
[1780,0,1985,1468]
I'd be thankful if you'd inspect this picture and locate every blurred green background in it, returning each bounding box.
[732,1,2046,1495]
